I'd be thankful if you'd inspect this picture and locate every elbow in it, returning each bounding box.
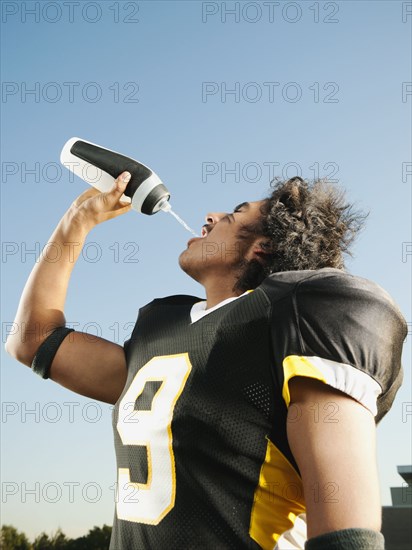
[4,336,16,358]
[4,337,35,367]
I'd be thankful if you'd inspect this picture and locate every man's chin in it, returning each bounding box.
[178,249,193,275]
[178,249,202,283]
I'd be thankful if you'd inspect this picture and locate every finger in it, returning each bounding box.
[110,203,133,217]
[114,201,132,211]
[111,172,132,198]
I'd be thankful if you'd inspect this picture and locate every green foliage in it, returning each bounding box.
[0,525,111,550]
[65,526,112,550]
[0,525,30,550]
[33,529,68,550]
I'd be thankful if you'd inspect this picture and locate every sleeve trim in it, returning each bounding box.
[282,355,382,416]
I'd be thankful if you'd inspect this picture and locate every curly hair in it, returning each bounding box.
[233,176,367,292]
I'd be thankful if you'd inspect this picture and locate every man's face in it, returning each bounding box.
[179,200,269,285]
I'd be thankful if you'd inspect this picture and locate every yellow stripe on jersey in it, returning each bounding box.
[282,355,327,407]
[249,437,306,549]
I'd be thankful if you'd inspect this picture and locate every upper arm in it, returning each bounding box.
[287,376,381,539]
[262,272,406,537]
[48,331,128,404]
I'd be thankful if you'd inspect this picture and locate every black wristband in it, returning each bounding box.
[305,528,385,550]
[31,327,75,379]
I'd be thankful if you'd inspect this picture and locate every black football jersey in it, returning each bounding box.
[110,268,406,549]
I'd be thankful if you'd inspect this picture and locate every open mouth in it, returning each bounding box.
[187,225,212,247]
[201,224,214,238]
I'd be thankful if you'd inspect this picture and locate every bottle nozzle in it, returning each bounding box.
[158,199,171,212]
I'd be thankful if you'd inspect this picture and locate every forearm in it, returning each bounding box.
[6,206,91,363]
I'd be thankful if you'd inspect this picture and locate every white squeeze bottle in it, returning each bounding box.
[60,137,198,235]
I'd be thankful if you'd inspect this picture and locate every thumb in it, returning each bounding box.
[112,171,131,196]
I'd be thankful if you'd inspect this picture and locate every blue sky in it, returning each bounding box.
[1,0,411,541]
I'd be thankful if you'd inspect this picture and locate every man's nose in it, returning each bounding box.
[205,212,227,224]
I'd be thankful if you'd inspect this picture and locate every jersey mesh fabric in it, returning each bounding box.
[110,269,406,549]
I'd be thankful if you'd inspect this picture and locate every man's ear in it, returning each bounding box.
[251,239,274,263]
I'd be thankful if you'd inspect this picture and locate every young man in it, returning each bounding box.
[6,172,407,550]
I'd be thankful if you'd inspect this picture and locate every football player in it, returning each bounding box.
[6,172,407,550]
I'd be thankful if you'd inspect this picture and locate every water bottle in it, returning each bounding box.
[60,137,171,215]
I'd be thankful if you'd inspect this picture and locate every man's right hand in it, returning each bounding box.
[69,171,133,231]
